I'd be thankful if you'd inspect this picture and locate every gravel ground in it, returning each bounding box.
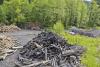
[0,30,41,67]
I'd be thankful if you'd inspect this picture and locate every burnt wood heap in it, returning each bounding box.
[17,32,85,67]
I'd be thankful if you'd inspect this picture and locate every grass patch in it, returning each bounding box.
[51,22,100,67]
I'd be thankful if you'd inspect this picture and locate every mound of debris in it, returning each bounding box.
[69,27,95,37]
[0,25,21,33]
[0,35,19,60]
[17,32,85,67]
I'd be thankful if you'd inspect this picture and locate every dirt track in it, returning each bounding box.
[0,30,41,67]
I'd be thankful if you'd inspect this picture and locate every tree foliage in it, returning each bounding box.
[87,0,99,27]
[65,0,88,28]
[96,0,100,5]
[0,0,99,28]
[0,0,3,5]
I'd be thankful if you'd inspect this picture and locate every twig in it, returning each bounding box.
[21,60,50,67]
[33,42,42,48]
[12,46,23,49]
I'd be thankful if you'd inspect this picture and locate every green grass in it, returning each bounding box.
[96,26,100,30]
[52,22,100,67]
[60,32,100,67]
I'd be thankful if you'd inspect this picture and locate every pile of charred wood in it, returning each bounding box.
[16,32,85,67]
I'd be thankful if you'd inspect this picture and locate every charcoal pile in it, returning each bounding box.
[17,32,85,67]
[0,25,21,33]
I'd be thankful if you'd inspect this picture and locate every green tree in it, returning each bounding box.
[0,0,99,28]
[0,0,3,5]
[65,0,88,28]
[1,0,31,25]
[31,0,66,27]
[96,0,100,6]
[87,0,99,27]
[0,5,7,24]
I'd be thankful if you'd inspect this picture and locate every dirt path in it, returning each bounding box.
[0,30,41,67]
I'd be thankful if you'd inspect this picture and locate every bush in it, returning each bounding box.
[0,0,31,26]
[52,21,64,34]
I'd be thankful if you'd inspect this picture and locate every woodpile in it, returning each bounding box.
[16,32,85,67]
[0,35,19,60]
[0,25,21,33]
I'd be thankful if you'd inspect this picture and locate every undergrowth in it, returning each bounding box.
[51,21,100,67]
